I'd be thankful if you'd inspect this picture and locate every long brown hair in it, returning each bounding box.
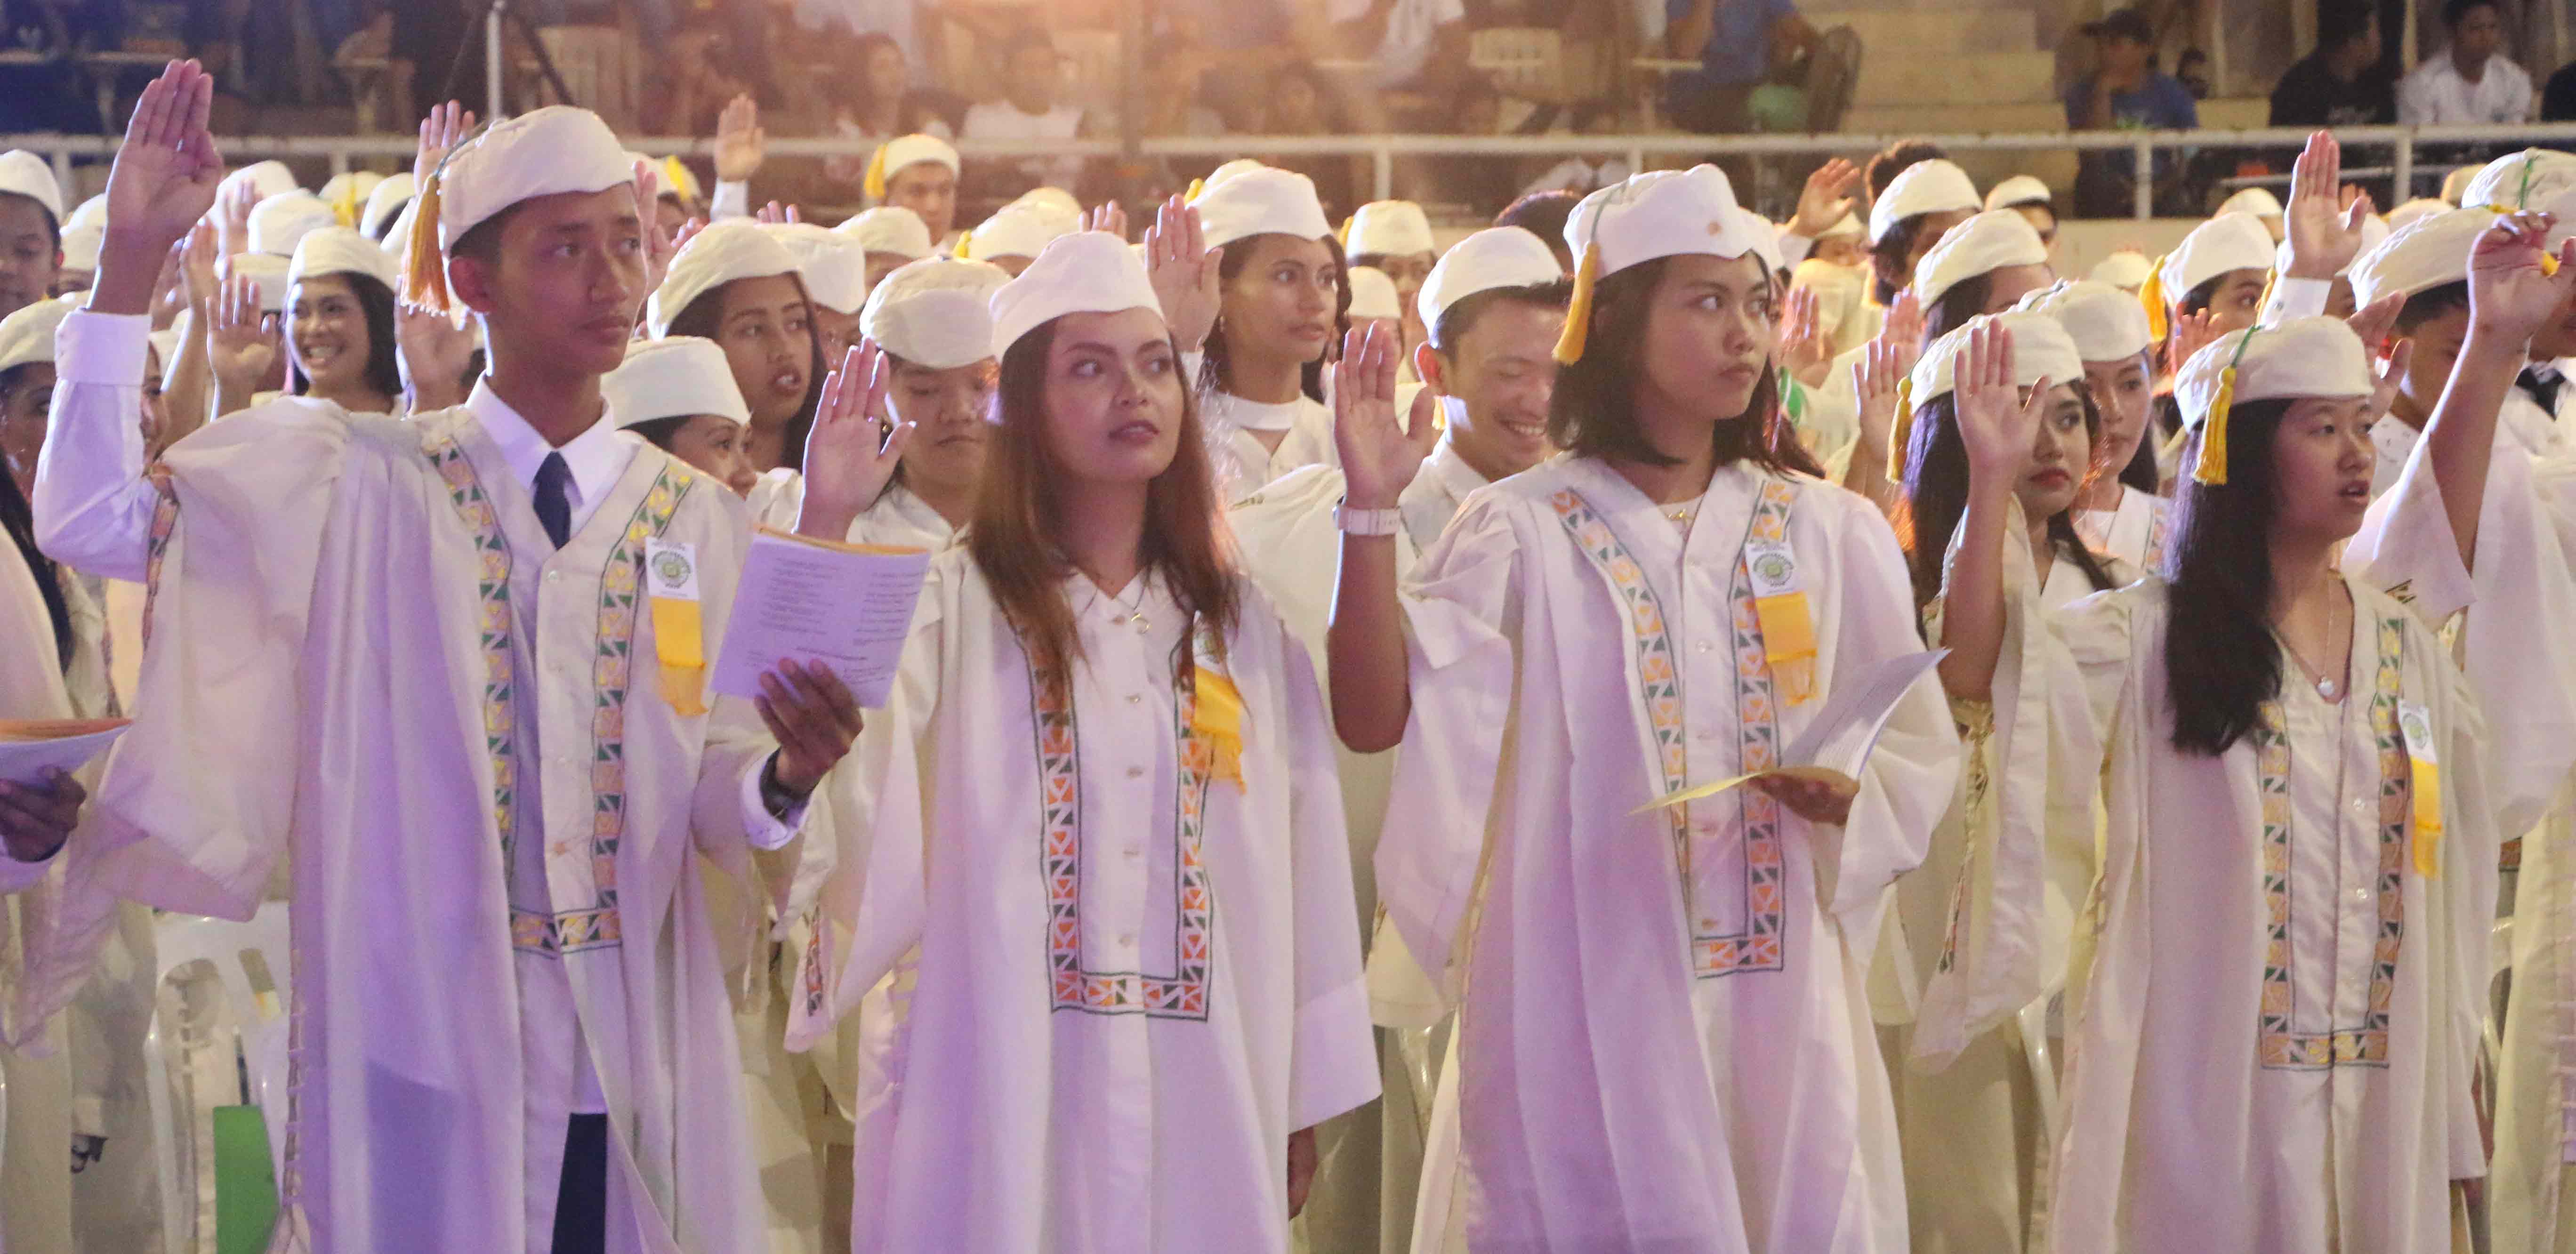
[967,318,1241,683]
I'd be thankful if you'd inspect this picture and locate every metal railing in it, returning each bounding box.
[14,121,2576,219]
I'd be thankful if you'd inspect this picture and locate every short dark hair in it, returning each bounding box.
[1868,217,1929,307]
[1866,141,1948,201]
[2394,280,2471,332]
[2317,4,2378,55]
[1495,191,1578,262]
[2444,0,2500,27]
[446,200,523,270]
[1429,278,1572,353]
[1545,257,1821,476]
[0,191,60,253]
[623,415,687,450]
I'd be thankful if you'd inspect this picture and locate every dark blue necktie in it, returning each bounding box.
[2519,366,2564,418]
[534,451,572,549]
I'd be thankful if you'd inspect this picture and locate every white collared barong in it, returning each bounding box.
[786,231,1377,1252]
[1372,164,1955,1253]
[30,104,812,1253]
[2037,315,2509,1254]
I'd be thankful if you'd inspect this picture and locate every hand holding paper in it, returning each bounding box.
[0,720,125,863]
[712,528,934,710]
[1635,650,1947,815]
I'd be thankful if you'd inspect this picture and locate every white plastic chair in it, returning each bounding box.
[143,902,291,1254]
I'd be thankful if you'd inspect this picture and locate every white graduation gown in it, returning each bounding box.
[2073,485,2172,576]
[1377,454,1959,1253]
[1396,438,1489,553]
[1205,391,1339,502]
[788,550,1378,1253]
[2037,574,2499,1254]
[0,538,80,1254]
[748,468,958,552]
[30,312,806,1253]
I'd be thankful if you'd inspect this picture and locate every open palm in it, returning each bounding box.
[796,344,912,538]
[1333,322,1436,508]
[105,61,224,254]
[1145,195,1222,354]
[1953,322,2047,481]
[2283,130,2371,281]
[209,273,278,391]
[2468,209,2576,342]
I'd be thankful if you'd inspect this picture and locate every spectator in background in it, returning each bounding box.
[1494,190,1579,273]
[1327,0,1471,98]
[1433,74,1519,216]
[825,33,955,192]
[961,32,1092,201]
[1257,61,1364,220]
[2271,6,2395,126]
[2544,56,2576,120]
[642,16,755,137]
[2066,7,2199,218]
[1663,0,1821,137]
[2399,0,2532,125]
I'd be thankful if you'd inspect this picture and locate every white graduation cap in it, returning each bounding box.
[59,194,105,273]
[1984,175,2053,212]
[1418,225,1564,332]
[361,172,416,241]
[289,225,400,291]
[2386,198,2451,233]
[990,231,1164,360]
[647,219,801,338]
[764,221,871,316]
[862,257,1011,370]
[250,190,339,258]
[0,151,64,224]
[2218,187,2284,221]
[221,251,290,313]
[2016,278,2154,363]
[1194,167,1332,250]
[605,336,749,427]
[2349,205,2489,310]
[2174,315,2372,484]
[2141,213,2275,342]
[965,201,1080,264]
[1910,209,2049,307]
[219,161,299,208]
[2088,249,2154,292]
[835,206,934,260]
[1344,200,1434,258]
[1868,159,1978,245]
[410,106,635,316]
[1347,265,1402,322]
[0,297,69,374]
[1908,309,2083,408]
[863,134,960,201]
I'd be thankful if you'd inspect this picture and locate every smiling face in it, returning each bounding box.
[450,185,651,380]
[1424,294,1562,479]
[288,273,375,395]
[889,357,995,497]
[2270,394,2377,542]
[1218,234,1341,368]
[2018,382,2092,521]
[707,273,815,427]
[1038,308,1186,487]
[0,362,55,500]
[885,163,958,242]
[1636,252,1779,425]
[2082,351,2156,474]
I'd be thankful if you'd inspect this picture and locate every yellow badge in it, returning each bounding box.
[1746,539,1818,704]
[2398,699,2441,878]
[1190,665,1247,789]
[644,538,709,716]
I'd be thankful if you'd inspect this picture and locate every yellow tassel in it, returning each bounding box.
[1185,177,1206,203]
[1338,216,1353,247]
[1553,242,1600,365]
[662,156,695,208]
[1887,378,1915,482]
[1190,666,1246,788]
[402,166,451,318]
[863,144,891,201]
[2138,256,2169,346]
[328,178,359,229]
[953,230,973,260]
[2196,366,2236,485]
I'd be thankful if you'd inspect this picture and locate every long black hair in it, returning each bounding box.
[0,462,71,670]
[2162,397,2295,756]
[1894,386,2119,610]
[286,272,403,405]
[1923,272,1994,345]
[1547,256,1823,477]
[1199,232,1352,405]
[668,272,828,471]
[1869,217,1930,307]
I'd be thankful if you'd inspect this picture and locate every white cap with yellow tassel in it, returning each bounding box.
[1554,165,1779,366]
[2174,315,2373,486]
[404,105,635,319]
[861,134,960,201]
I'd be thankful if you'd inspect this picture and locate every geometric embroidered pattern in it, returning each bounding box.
[1028,622,1217,1019]
[425,432,522,886]
[142,463,178,647]
[511,464,695,957]
[2255,611,2410,1071]
[1545,477,1796,981]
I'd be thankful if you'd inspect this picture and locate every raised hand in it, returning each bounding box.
[1084,200,1128,240]
[796,343,912,539]
[2367,335,2415,425]
[2344,290,2404,356]
[1144,194,1222,354]
[1881,287,1925,354]
[1779,284,1833,387]
[176,219,218,308]
[2165,307,2220,375]
[1853,334,1912,457]
[2283,130,2372,282]
[395,294,480,411]
[1790,156,1863,241]
[1953,320,2049,483]
[2467,209,2576,343]
[99,60,223,304]
[1333,322,1437,509]
[209,271,279,394]
[417,100,477,179]
[755,199,801,225]
[714,94,767,184]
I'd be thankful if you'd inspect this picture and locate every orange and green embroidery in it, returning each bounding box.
[426,433,521,889]
[1030,622,1219,1019]
[1546,477,1798,980]
[140,464,177,647]
[2256,612,2411,1070]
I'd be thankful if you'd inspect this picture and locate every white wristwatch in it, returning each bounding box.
[1334,504,1404,537]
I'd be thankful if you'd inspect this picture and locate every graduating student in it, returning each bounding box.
[1875,312,2118,1251]
[1807,159,1981,479]
[32,65,863,1251]
[861,134,963,251]
[2348,208,2501,498]
[1191,168,1352,498]
[752,256,1009,551]
[1395,225,1569,548]
[785,230,1377,1252]
[2460,146,2576,453]
[604,337,760,497]
[1345,200,1437,370]
[2019,280,2171,569]
[648,220,826,475]
[2034,229,2568,1247]
[963,201,1079,278]
[0,150,64,321]
[1329,165,1958,1252]
[217,225,402,419]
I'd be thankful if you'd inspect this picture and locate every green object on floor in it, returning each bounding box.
[211,1105,279,1254]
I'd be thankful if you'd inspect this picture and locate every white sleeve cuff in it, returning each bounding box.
[56,311,151,385]
[710,179,751,223]
[2265,276,2333,324]
[1778,233,1814,267]
[738,755,807,851]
